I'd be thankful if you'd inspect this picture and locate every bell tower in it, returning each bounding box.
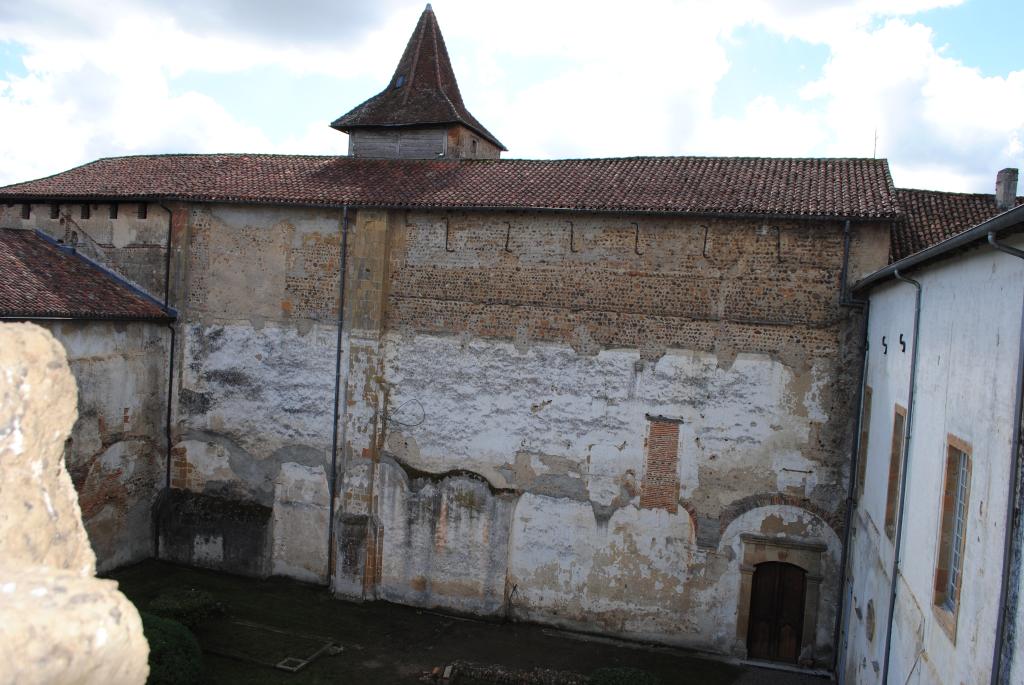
[331,4,505,160]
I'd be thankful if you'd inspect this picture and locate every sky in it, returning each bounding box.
[0,0,1021,192]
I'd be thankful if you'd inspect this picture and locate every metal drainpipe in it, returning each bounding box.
[987,232,1024,685]
[833,219,871,680]
[155,203,176,560]
[833,318,870,680]
[880,269,922,685]
[327,206,350,584]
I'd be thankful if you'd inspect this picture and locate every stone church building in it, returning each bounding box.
[0,5,1020,681]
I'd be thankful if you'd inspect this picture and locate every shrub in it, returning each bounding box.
[140,611,203,685]
[590,667,662,685]
[148,588,224,630]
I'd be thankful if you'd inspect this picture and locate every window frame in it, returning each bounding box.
[884,404,907,540]
[855,386,873,498]
[933,434,972,642]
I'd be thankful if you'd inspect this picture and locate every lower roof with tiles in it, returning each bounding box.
[0,228,172,321]
[892,188,1024,261]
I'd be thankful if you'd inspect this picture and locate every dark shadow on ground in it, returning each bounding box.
[109,560,830,685]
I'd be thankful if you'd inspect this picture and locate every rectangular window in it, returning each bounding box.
[81,204,90,220]
[109,203,118,219]
[639,416,681,514]
[50,204,60,219]
[137,203,148,219]
[934,436,971,640]
[856,386,873,497]
[884,405,907,539]
[20,203,30,219]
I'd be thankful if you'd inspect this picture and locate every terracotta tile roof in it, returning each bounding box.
[893,188,1024,261]
[0,154,900,219]
[330,6,505,150]
[0,229,172,321]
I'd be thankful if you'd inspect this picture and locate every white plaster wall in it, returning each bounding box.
[179,320,337,485]
[845,235,1024,685]
[383,333,832,503]
[271,463,329,583]
[43,321,169,572]
[177,320,338,582]
[376,461,514,615]
[381,331,843,656]
[508,492,698,640]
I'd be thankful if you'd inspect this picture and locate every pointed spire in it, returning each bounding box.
[331,5,505,152]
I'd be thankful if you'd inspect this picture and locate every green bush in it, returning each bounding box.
[590,667,661,685]
[148,588,224,630]
[140,611,203,685]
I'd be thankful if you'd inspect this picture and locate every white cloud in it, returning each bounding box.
[0,0,1020,192]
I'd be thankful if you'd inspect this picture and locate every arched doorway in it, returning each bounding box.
[746,561,806,663]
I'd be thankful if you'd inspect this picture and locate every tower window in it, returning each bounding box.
[138,203,148,219]
[109,203,118,219]
[50,204,60,219]
[20,203,30,220]
[81,204,90,220]
[470,139,478,154]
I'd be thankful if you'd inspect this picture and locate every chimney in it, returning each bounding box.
[996,168,1019,211]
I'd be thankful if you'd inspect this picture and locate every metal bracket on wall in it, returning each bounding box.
[899,334,906,353]
[634,222,644,256]
[444,218,455,252]
[568,221,578,253]
[882,336,888,355]
[504,222,512,253]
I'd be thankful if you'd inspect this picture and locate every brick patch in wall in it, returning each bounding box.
[640,416,681,513]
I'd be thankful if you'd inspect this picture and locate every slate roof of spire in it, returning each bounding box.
[0,154,901,219]
[0,228,172,321]
[330,5,506,151]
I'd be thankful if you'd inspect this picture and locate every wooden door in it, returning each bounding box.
[747,562,806,663]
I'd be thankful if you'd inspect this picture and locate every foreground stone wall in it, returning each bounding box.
[0,322,148,685]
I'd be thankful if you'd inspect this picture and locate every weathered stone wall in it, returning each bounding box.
[38,321,170,572]
[165,203,344,582]
[0,322,149,685]
[0,201,170,297]
[153,202,885,666]
[346,210,886,663]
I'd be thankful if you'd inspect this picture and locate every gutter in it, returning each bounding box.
[880,269,922,685]
[327,206,350,585]
[987,232,1024,685]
